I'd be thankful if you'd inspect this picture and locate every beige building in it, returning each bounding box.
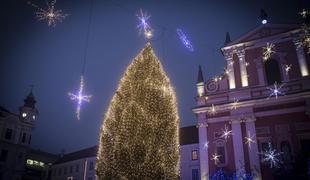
[0,90,38,180]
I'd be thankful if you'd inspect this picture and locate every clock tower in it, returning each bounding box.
[19,88,38,125]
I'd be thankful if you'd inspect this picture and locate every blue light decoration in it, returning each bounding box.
[209,169,256,180]
[176,28,194,52]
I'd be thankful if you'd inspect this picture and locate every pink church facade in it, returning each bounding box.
[193,24,310,179]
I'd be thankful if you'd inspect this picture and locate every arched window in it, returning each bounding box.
[280,141,292,162]
[265,59,282,85]
[214,140,227,166]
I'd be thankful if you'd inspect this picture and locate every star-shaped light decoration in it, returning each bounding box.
[68,75,92,120]
[262,42,275,62]
[208,104,217,115]
[211,153,221,165]
[136,9,153,39]
[259,142,282,168]
[267,82,285,99]
[244,131,256,149]
[28,0,68,27]
[230,98,239,110]
[245,62,250,67]
[299,9,309,18]
[284,64,292,75]
[220,124,233,141]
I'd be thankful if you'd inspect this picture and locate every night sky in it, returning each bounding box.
[1,0,309,154]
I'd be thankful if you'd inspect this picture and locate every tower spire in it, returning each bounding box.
[24,85,36,108]
[197,65,204,83]
[224,32,231,45]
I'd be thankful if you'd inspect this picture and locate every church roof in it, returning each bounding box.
[223,23,300,48]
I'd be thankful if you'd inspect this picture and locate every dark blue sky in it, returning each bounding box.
[0,0,309,154]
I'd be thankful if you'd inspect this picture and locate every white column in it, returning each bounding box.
[231,120,245,175]
[197,113,209,180]
[294,39,309,77]
[224,51,236,89]
[245,118,262,180]
[237,50,249,87]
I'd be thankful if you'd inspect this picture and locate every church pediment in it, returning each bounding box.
[226,24,300,46]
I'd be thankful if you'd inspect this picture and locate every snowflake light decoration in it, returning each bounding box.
[176,28,194,52]
[220,124,233,141]
[262,42,275,61]
[211,153,221,165]
[230,98,239,110]
[203,141,209,149]
[284,64,292,75]
[244,131,256,149]
[136,9,153,39]
[208,104,217,115]
[267,82,285,99]
[299,9,309,18]
[68,75,92,120]
[259,142,282,168]
[28,0,68,27]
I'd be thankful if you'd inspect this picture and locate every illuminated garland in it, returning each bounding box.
[96,43,180,179]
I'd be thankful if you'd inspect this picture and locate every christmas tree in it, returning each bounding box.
[96,43,180,179]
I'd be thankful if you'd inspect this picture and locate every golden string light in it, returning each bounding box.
[97,43,179,179]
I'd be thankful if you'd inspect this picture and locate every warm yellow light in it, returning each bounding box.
[97,43,180,179]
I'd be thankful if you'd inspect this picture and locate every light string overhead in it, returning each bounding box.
[68,0,94,120]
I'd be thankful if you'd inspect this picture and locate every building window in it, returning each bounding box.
[28,135,32,144]
[4,128,13,140]
[22,133,26,143]
[76,164,79,172]
[58,168,62,176]
[280,141,293,162]
[69,166,73,173]
[265,58,282,85]
[64,167,67,174]
[192,169,199,180]
[215,140,227,166]
[0,149,8,162]
[18,152,23,162]
[261,142,270,152]
[89,161,94,170]
[191,150,198,160]
[216,146,226,164]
